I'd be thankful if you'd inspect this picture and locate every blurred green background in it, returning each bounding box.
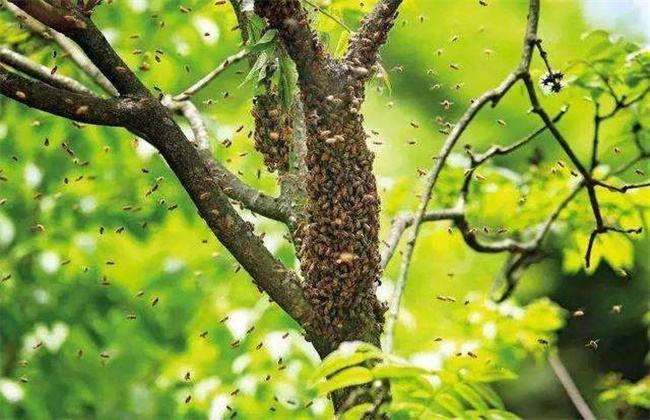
[0,0,648,418]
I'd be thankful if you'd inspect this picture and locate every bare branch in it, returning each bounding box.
[2,0,117,95]
[548,353,597,420]
[9,0,147,95]
[381,208,463,269]
[0,46,94,94]
[173,49,249,102]
[384,0,541,353]
[470,106,568,166]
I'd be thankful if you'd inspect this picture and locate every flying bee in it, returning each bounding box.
[585,339,599,350]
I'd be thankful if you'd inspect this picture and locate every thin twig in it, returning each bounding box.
[173,49,249,101]
[303,0,352,33]
[548,353,596,420]
[0,46,94,94]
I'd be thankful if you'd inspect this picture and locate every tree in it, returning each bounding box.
[1,0,648,418]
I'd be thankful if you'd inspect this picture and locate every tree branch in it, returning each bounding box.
[384,0,541,353]
[9,0,147,95]
[129,103,311,325]
[162,96,287,221]
[0,4,313,333]
[345,0,402,79]
[0,64,134,125]
[2,0,117,95]
[0,46,94,94]
[548,353,596,420]
[173,49,249,101]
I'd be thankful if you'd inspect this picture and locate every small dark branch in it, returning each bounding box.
[533,39,554,75]
[593,179,650,193]
[585,225,643,268]
[0,47,94,94]
[254,0,332,87]
[600,85,650,120]
[493,185,583,301]
[494,251,546,303]
[522,76,590,179]
[609,125,649,177]
[10,0,147,95]
[521,73,607,231]
[471,106,568,166]
[0,64,134,126]
[344,0,402,81]
[584,229,599,268]
[632,123,647,154]
[610,153,649,177]
[591,102,601,170]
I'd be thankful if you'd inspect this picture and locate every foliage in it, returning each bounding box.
[314,298,563,418]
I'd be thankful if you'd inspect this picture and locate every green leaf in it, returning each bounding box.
[340,403,373,419]
[371,364,432,379]
[334,31,351,58]
[278,53,299,109]
[249,29,278,53]
[434,392,464,417]
[469,383,505,409]
[485,409,522,420]
[454,382,489,412]
[241,51,269,86]
[315,366,374,395]
[311,346,382,382]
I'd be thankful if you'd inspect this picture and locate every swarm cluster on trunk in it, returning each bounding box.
[252,93,291,172]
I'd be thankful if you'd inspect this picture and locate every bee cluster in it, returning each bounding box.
[296,79,385,346]
[252,93,291,172]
